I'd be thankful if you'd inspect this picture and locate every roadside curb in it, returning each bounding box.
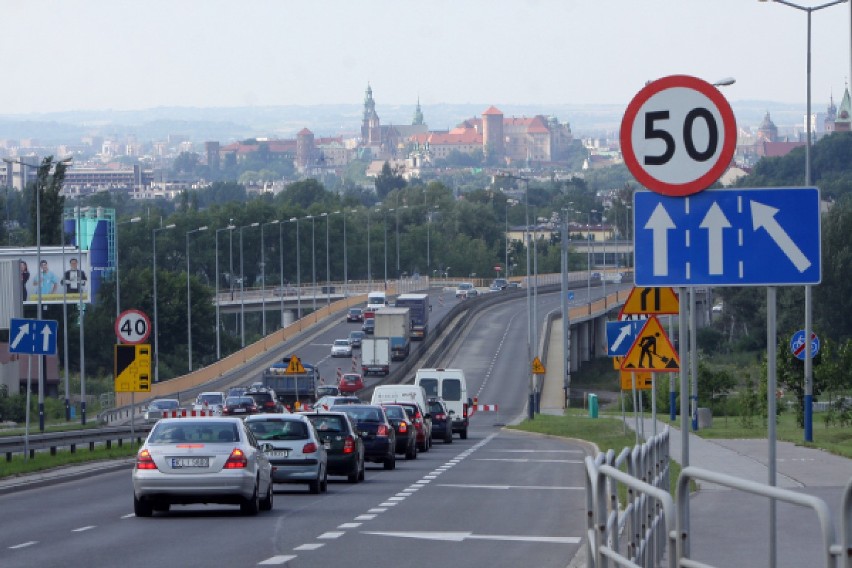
[0,458,134,495]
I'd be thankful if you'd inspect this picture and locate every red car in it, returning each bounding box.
[338,373,364,394]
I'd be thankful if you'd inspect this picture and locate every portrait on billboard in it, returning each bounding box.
[0,247,91,305]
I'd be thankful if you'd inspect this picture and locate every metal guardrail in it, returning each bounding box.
[584,428,674,568]
[1,426,150,462]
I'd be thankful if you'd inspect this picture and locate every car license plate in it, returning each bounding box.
[267,450,289,458]
[233,408,245,413]
[323,442,331,449]
[170,457,209,468]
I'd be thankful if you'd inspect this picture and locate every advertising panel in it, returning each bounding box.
[0,247,92,305]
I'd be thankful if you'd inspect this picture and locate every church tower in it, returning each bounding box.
[757,111,778,142]
[482,106,505,161]
[361,83,381,145]
[412,97,424,125]
[834,85,851,132]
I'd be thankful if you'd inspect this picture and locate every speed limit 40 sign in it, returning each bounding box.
[115,309,152,344]
[620,75,736,197]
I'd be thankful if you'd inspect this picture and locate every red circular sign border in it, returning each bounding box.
[115,309,152,345]
[620,74,737,197]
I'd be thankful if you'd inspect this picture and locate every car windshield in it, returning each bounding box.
[247,419,309,440]
[334,340,349,346]
[248,392,272,403]
[149,421,238,444]
[226,397,253,405]
[382,405,406,420]
[336,407,383,423]
[150,400,178,410]
[198,394,223,404]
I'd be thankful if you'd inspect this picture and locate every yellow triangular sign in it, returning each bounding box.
[532,356,546,374]
[286,355,306,374]
[619,287,679,317]
[621,316,680,372]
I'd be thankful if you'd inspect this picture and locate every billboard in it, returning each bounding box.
[0,247,92,305]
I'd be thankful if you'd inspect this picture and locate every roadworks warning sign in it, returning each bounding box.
[620,316,680,372]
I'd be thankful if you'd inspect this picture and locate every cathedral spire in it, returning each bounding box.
[412,96,424,125]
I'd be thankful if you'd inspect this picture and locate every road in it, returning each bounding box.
[2,285,618,568]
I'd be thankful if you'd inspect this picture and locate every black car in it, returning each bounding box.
[361,318,375,335]
[349,330,365,348]
[346,308,364,323]
[301,411,365,483]
[392,401,432,452]
[427,397,454,443]
[380,403,417,459]
[331,404,396,470]
[246,387,283,413]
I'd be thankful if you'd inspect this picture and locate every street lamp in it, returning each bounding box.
[587,209,598,314]
[366,208,372,287]
[115,216,142,325]
[321,212,330,307]
[760,0,847,446]
[261,219,279,335]
[239,222,259,346]
[186,225,208,371]
[4,156,72,431]
[152,223,176,383]
[215,223,235,359]
[289,217,302,319]
[381,207,388,284]
[306,214,317,313]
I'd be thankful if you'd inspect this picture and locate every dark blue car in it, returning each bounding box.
[330,404,396,470]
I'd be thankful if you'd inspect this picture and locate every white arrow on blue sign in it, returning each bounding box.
[633,187,821,287]
[606,320,646,357]
[9,318,58,355]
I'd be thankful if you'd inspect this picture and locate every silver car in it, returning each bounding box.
[132,417,274,516]
[245,414,328,494]
[143,398,180,423]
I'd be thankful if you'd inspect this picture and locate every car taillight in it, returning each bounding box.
[435,413,446,420]
[303,442,318,454]
[224,448,248,469]
[136,449,157,470]
[463,403,469,418]
[343,436,355,454]
[398,422,408,433]
[377,424,389,437]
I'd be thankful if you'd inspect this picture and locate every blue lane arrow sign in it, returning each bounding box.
[606,320,646,357]
[633,187,821,287]
[9,318,58,355]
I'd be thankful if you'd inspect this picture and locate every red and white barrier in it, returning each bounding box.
[475,404,498,412]
[164,409,216,418]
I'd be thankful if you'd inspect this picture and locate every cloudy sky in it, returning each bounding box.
[2,0,850,115]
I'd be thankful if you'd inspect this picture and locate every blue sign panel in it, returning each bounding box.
[606,320,646,357]
[9,318,58,355]
[790,330,820,361]
[633,187,821,287]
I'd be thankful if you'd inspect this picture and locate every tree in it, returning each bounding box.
[374,162,406,200]
[28,156,69,247]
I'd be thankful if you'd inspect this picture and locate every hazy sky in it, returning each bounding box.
[2,0,850,115]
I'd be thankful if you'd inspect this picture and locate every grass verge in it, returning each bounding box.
[0,444,138,478]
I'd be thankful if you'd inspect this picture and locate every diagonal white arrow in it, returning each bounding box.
[645,203,675,276]
[699,202,731,275]
[751,200,811,272]
[40,324,53,353]
[11,323,29,350]
[610,324,632,352]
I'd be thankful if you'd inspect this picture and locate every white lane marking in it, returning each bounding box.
[364,531,581,544]
[339,523,362,529]
[474,458,584,463]
[72,526,96,532]
[387,496,405,501]
[367,508,387,513]
[120,514,135,519]
[318,532,344,539]
[491,449,584,454]
[379,502,397,507]
[258,555,297,564]
[439,483,584,491]
[354,514,376,521]
[294,543,324,551]
[9,541,38,549]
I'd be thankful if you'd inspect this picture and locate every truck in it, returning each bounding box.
[394,293,430,340]
[361,337,391,376]
[261,355,319,410]
[363,290,388,319]
[373,307,410,361]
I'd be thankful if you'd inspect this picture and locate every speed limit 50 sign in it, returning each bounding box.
[620,75,736,197]
[115,309,152,344]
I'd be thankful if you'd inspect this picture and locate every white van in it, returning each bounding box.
[414,368,470,439]
[370,385,428,416]
[366,291,387,311]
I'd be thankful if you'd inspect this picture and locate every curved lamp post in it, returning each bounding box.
[261,219,279,335]
[152,223,176,383]
[289,217,302,319]
[186,225,208,371]
[215,223,235,359]
[239,222,259,346]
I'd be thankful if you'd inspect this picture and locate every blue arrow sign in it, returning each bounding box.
[606,320,646,357]
[633,187,821,286]
[9,318,58,355]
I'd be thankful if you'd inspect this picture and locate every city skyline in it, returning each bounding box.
[1,1,850,117]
